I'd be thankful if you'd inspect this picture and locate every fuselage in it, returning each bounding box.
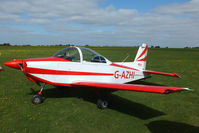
[4,46,150,86]
[4,56,149,86]
[24,57,148,85]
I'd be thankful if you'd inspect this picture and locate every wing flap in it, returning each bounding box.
[71,82,189,94]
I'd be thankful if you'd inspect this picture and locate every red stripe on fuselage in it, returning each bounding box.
[110,63,139,71]
[25,67,114,76]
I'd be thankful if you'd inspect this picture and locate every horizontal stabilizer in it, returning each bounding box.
[71,82,189,94]
[144,70,181,78]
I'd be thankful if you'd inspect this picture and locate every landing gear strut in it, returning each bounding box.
[95,89,108,109]
[32,83,46,104]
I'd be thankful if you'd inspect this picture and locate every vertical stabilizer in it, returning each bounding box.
[133,43,148,70]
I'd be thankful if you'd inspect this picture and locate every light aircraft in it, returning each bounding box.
[4,44,189,109]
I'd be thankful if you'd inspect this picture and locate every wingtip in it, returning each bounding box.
[183,88,191,91]
[173,73,181,78]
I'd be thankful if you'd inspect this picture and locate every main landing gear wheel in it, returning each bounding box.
[97,99,108,109]
[32,94,43,104]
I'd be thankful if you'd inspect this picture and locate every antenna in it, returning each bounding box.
[122,53,129,63]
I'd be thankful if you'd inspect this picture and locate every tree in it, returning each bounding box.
[0,43,11,46]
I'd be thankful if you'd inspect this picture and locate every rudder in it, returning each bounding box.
[133,43,148,70]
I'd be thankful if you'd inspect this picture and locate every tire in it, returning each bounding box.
[32,95,43,104]
[97,99,108,109]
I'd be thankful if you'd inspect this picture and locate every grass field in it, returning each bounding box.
[0,46,199,133]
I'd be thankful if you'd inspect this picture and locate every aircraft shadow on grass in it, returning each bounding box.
[146,120,199,133]
[29,81,166,120]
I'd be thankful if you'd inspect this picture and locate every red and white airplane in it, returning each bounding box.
[4,44,189,109]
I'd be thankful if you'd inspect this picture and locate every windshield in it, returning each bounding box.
[53,47,80,62]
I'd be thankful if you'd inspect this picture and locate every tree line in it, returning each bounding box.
[0,43,198,48]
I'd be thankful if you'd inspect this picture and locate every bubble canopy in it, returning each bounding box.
[53,47,110,63]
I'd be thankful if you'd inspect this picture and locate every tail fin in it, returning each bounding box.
[133,43,148,70]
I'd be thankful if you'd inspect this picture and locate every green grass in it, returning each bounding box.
[0,46,199,133]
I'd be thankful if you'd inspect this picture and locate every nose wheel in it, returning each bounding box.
[32,94,43,104]
[32,83,45,104]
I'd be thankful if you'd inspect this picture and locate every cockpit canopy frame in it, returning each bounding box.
[53,46,110,63]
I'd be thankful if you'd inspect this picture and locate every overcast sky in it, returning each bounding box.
[0,0,199,47]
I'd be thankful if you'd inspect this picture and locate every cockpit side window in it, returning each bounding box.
[53,47,80,62]
[81,48,95,62]
[100,56,106,63]
[80,47,106,63]
[92,56,106,63]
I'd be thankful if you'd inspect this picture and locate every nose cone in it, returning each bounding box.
[4,59,23,69]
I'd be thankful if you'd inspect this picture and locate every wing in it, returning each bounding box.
[144,70,181,78]
[71,82,189,94]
